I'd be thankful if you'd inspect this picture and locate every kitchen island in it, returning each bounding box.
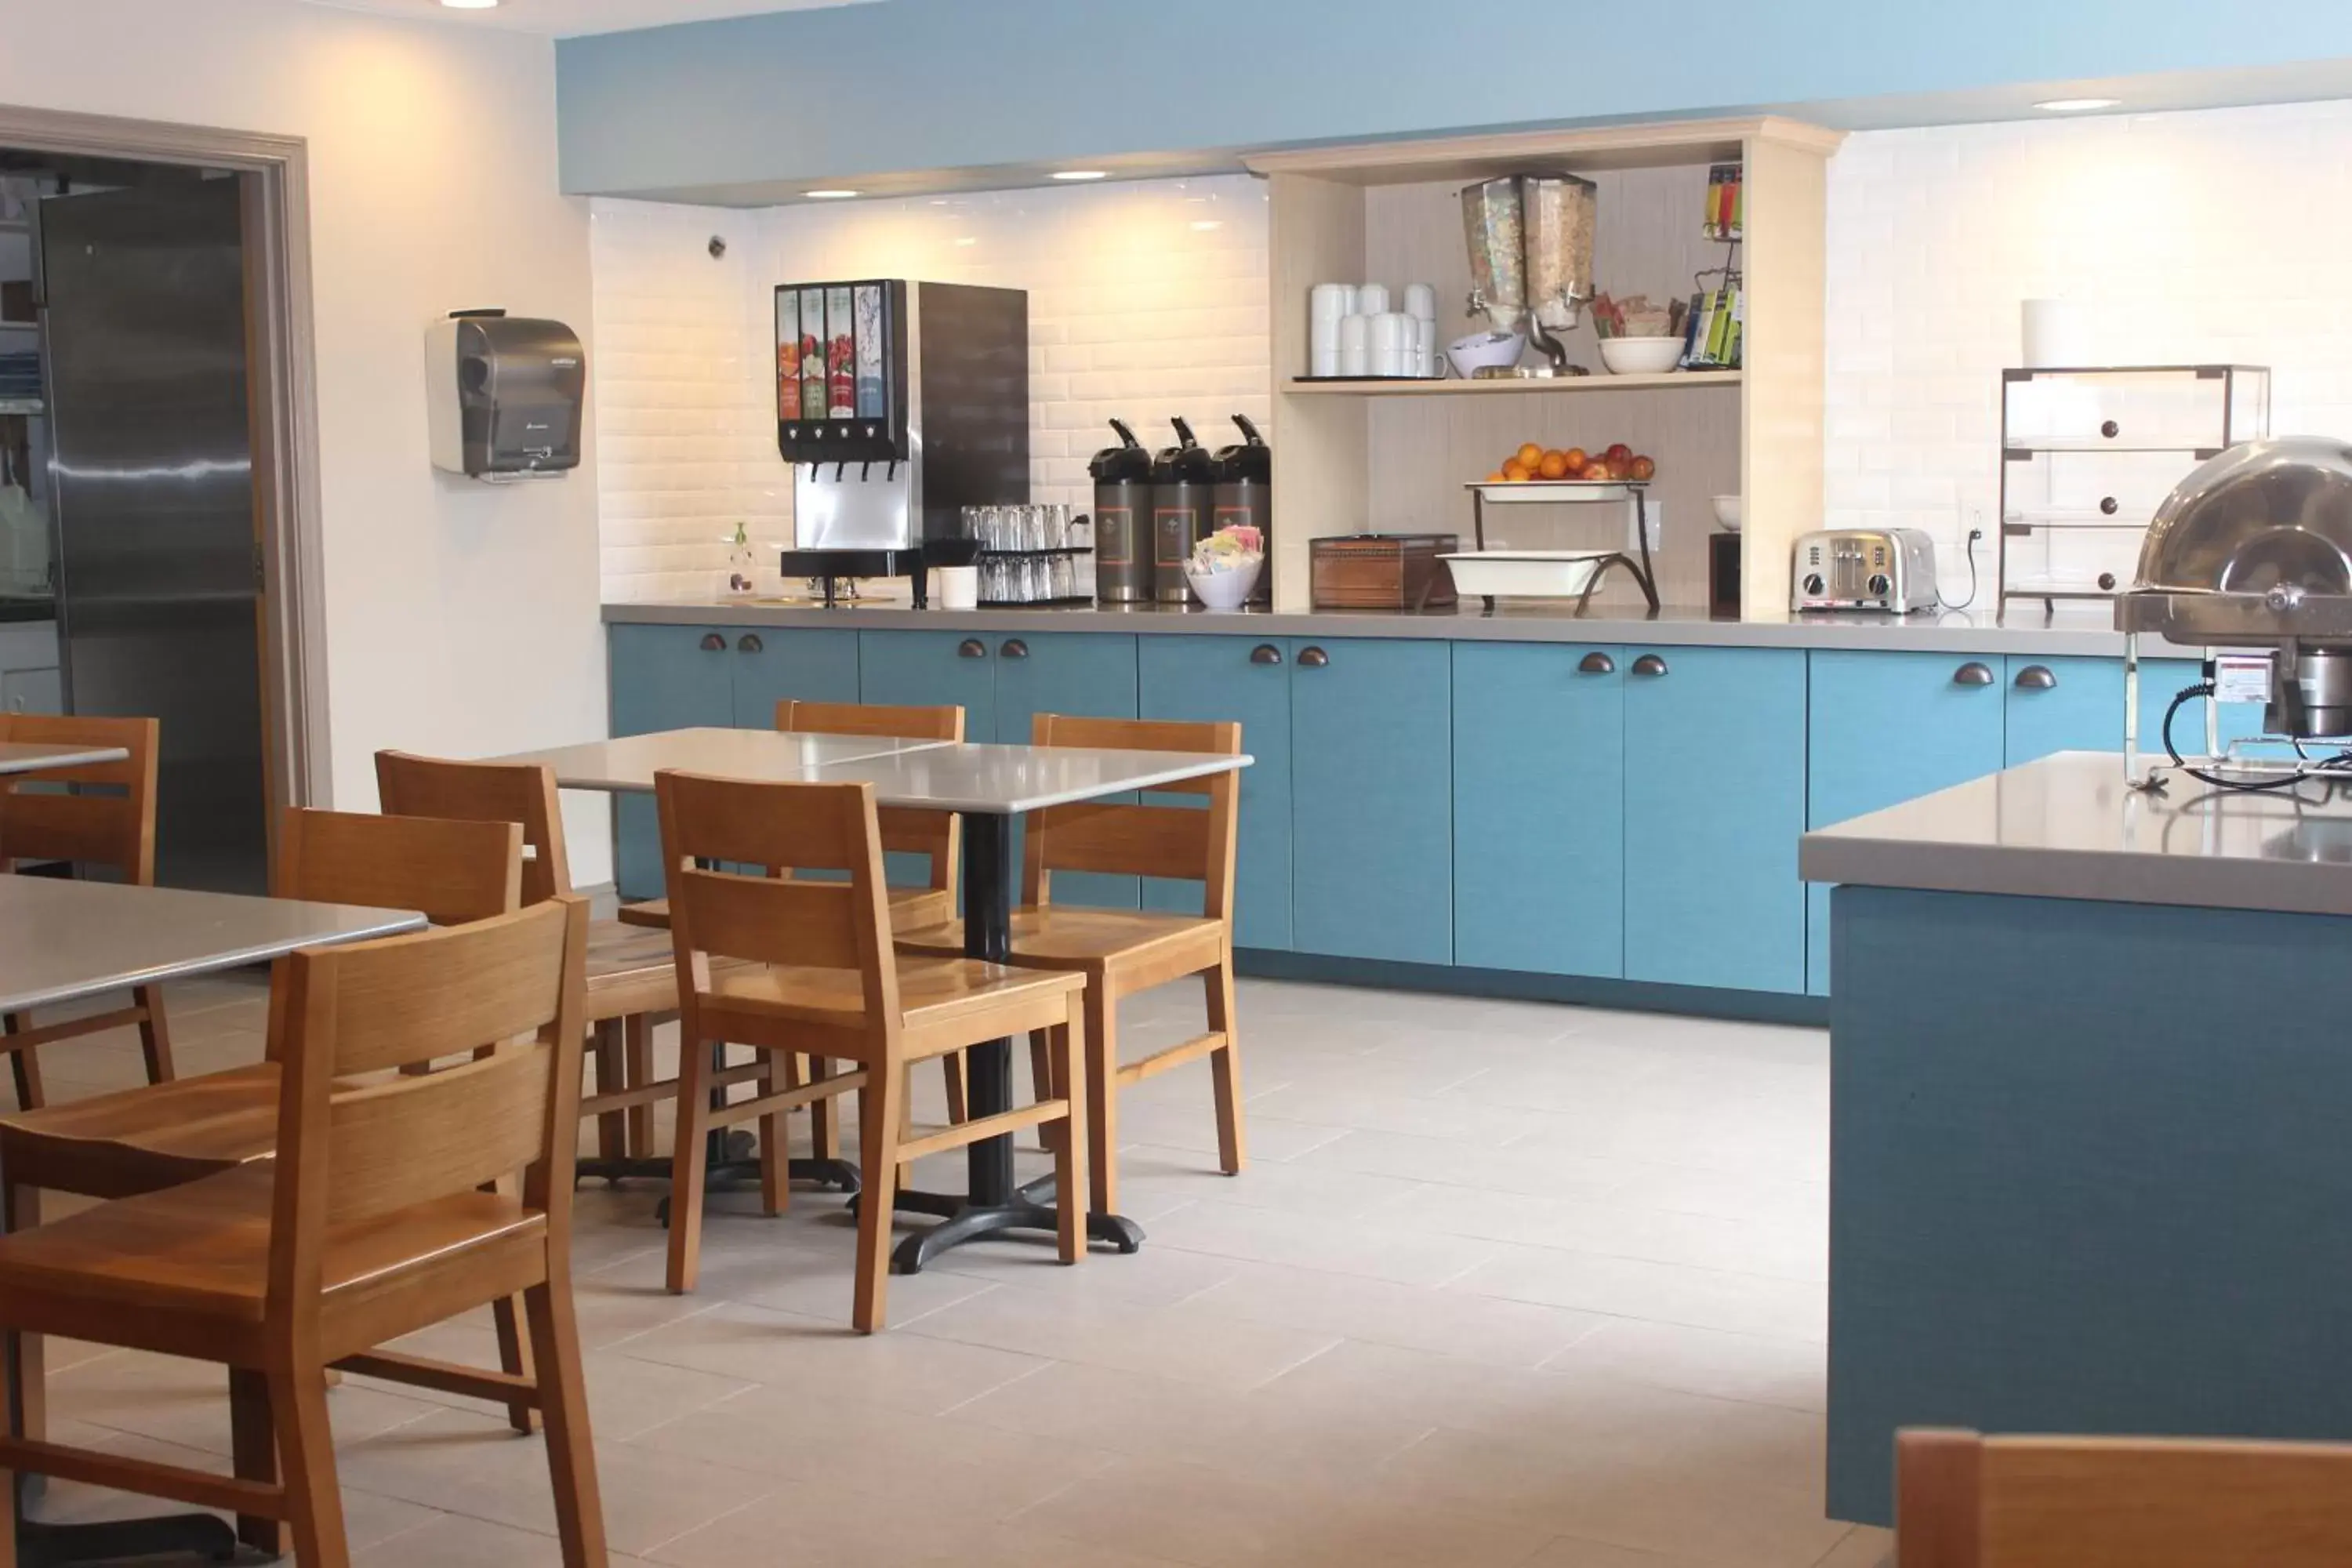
[1802,750,2352,1526]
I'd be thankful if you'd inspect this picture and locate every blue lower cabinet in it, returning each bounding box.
[2003,655,2125,765]
[729,627,860,728]
[856,630,998,736]
[1805,651,2008,994]
[1137,633,1293,951]
[1624,646,1808,993]
[1453,642,1624,977]
[608,623,735,899]
[1290,638,1452,964]
[993,633,1139,909]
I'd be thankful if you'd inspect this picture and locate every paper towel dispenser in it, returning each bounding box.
[426,310,584,481]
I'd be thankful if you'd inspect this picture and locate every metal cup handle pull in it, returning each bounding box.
[1577,652,1616,675]
[737,633,764,654]
[1630,653,1669,677]
[699,633,727,652]
[2014,664,2058,691]
[1952,661,1994,687]
[957,638,988,659]
[1000,639,1029,659]
[1249,644,1283,666]
[1298,646,1330,668]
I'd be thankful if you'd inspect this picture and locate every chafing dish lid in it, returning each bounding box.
[2133,436,2352,595]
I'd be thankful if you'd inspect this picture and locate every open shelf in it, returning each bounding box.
[1287,370,1741,397]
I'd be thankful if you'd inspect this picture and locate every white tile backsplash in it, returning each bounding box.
[593,178,1269,600]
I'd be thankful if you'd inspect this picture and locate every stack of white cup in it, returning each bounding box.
[1310,281,1441,379]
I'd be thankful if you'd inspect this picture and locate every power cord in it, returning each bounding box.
[1937,527,1982,612]
[2161,679,2352,792]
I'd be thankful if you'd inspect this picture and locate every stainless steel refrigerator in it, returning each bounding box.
[38,176,268,891]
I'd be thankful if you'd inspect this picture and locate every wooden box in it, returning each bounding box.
[1309,534,1460,611]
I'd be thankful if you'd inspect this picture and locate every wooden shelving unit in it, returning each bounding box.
[1247,116,1842,617]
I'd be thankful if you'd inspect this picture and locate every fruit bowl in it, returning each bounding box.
[1597,336,1683,375]
[1185,557,1261,611]
[1711,495,1743,532]
[1446,331,1526,379]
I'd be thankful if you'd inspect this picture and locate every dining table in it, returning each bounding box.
[0,874,425,1568]
[484,726,1252,1271]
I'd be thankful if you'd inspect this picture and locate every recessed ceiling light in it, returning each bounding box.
[2034,97,2120,112]
[441,0,499,9]
[804,189,861,200]
[1191,220,1223,231]
[1051,170,1109,182]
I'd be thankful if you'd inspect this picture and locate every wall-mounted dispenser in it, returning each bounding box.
[426,310,585,481]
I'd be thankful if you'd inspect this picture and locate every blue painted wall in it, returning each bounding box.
[557,0,2352,198]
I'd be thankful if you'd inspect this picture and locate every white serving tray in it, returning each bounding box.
[1465,480,1646,503]
[1439,550,1615,598]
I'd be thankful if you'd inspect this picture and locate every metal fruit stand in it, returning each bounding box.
[1463,480,1662,613]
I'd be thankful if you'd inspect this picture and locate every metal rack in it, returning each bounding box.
[1998,363,2269,617]
[1465,481,1661,612]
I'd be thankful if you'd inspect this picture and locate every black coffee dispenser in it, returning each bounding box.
[1151,417,1216,606]
[1210,413,1272,608]
[1089,419,1155,604]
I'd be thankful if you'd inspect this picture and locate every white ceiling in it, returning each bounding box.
[298,0,876,38]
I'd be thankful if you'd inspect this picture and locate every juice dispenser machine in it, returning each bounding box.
[775,279,1029,601]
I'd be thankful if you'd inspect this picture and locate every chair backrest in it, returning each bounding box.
[1020,713,1242,918]
[0,713,161,884]
[1897,1428,2352,1568]
[655,770,898,1028]
[276,807,522,927]
[373,751,572,906]
[267,897,589,1305]
[774,699,963,896]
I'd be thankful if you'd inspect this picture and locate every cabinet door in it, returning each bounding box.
[1290,637,1452,964]
[856,630,997,737]
[728,627,861,728]
[1453,642,1624,977]
[993,632,1139,909]
[1624,646,1808,994]
[1137,633,1293,952]
[608,623,736,898]
[2002,655,2123,765]
[1806,651,2007,995]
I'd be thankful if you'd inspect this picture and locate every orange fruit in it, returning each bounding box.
[1501,459,1532,481]
[1484,470,1508,483]
[1537,451,1570,480]
[1562,447,1588,471]
[1514,442,1544,470]
[1628,455,1657,480]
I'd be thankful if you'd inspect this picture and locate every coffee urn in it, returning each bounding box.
[1090,418,1155,604]
[1152,416,1215,605]
[1210,413,1272,608]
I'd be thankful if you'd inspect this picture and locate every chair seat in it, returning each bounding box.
[703,954,1083,1061]
[0,1162,542,1327]
[898,906,1227,992]
[583,916,687,1020]
[0,1063,281,1200]
[621,886,953,935]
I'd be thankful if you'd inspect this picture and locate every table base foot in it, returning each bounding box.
[1017,1175,1145,1254]
[884,1187,1144,1272]
[20,1512,238,1566]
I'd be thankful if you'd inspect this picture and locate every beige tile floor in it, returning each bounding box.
[16,969,1889,1568]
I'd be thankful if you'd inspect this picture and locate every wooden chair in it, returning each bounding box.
[0,895,604,1568]
[655,770,1090,1330]
[898,713,1246,1216]
[0,808,532,1461]
[375,750,705,1165]
[1896,1427,2352,1567]
[0,713,171,1110]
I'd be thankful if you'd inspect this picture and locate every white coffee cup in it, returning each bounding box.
[935,564,978,612]
[1403,282,1437,321]
[1336,314,1370,377]
[1369,311,1411,376]
[1355,282,1390,317]
[1412,315,1439,376]
[1311,282,1355,320]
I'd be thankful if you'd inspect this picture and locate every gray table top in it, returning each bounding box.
[483,728,957,793]
[0,877,426,1014]
[1801,750,2352,917]
[492,730,1252,815]
[0,741,129,776]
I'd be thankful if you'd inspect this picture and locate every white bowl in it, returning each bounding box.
[1185,557,1261,611]
[1711,495,1743,532]
[1446,331,1526,379]
[1598,336,1683,376]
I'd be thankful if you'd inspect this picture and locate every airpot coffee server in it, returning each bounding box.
[1090,419,1154,603]
[775,279,1028,601]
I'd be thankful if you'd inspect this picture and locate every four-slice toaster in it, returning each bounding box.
[1790,528,1938,613]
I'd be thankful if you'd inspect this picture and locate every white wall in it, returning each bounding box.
[1823,99,2352,600]
[593,176,1269,599]
[0,0,611,881]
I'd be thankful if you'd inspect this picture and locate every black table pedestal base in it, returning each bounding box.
[19,1512,238,1566]
[578,1130,862,1229]
[853,1185,1145,1269]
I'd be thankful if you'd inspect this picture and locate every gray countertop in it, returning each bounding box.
[604,597,2143,656]
[1801,750,2352,916]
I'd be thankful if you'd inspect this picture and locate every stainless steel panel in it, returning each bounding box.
[41,176,268,891]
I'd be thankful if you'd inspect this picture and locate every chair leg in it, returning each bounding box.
[1028,1029,1062,1155]
[228,1368,287,1555]
[590,1018,626,1160]
[757,1054,788,1218]
[942,1052,969,1125]
[665,1032,713,1295]
[2,1181,39,1449]
[490,1297,540,1434]
[806,1057,840,1163]
[0,1324,16,1568]
[1086,987,1119,1218]
[1204,960,1247,1177]
[622,1014,656,1158]
[851,1060,904,1334]
[525,1279,611,1568]
[3,1014,41,1112]
[1055,1009,1089,1265]
[268,1363,351,1568]
[132,985,175,1085]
